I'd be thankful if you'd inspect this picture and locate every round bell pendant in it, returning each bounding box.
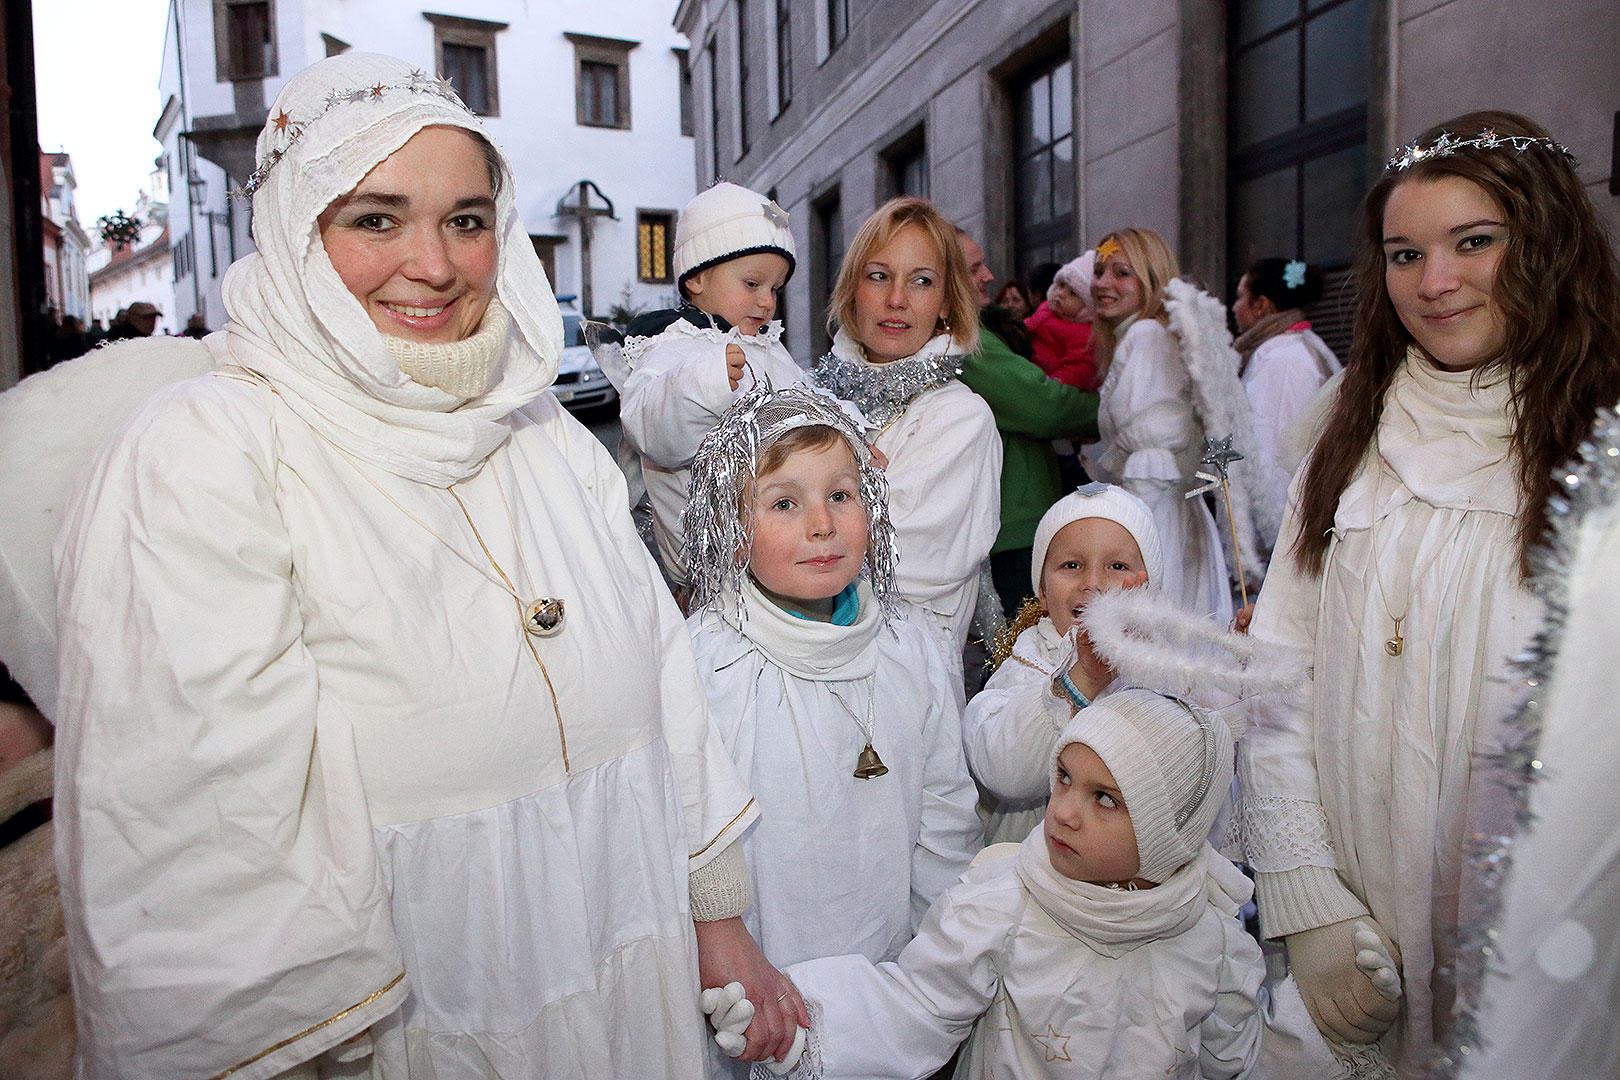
[853,743,889,779]
[1384,636,1404,657]
[524,597,566,637]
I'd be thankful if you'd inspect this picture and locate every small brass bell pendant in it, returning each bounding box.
[524,597,566,637]
[853,743,889,779]
[1384,636,1403,657]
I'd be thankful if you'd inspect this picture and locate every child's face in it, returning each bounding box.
[1039,518,1148,636]
[685,252,791,336]
[748,438,868,619]
[1048,282,1086,322]
[1046,742,1143,885]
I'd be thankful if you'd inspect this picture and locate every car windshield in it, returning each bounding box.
[562,314,583,348]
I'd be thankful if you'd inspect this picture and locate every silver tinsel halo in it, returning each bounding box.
[1431,407,1620,1076]
[811,346,960,429]
[682,382,899,622]
[1385,127,1576,175]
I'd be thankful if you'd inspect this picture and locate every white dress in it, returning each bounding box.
[1240,329,1339,553]
[620,318,806,585]
[687,579,981,972]
[52,355,757,1080]
[1088,318,1232,621]
[776,834,1264,1080]
[814,331,1002,694]
[960,618,1079,845]
[1240,350,1539,1075]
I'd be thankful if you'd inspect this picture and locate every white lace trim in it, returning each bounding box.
[621,317,784,371]
[1237,794,1338,873]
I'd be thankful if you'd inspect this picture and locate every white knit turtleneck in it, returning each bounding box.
[382,298,510,401]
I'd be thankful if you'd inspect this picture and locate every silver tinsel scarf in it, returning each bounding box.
[682,382,899,622]
[1430,407,1620,1077]
[810,347,961,429]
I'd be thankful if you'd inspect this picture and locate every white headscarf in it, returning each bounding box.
[222,52,561,486]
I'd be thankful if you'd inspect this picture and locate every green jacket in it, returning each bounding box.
[959,329,1100,553]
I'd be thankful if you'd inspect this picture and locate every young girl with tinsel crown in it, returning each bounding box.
[1240,109,1620,1077]
[963,483,1159,844]
[682,383,984,1076]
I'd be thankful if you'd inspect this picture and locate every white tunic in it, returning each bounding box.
[687,579,982,973]
[960,618,1078,845]
[52,362,757,1080]
[1240,329,1339,553]
[1241,351,1539,1075]
[620,319,806,585]
[777,836,1264,1080]
[1089,318,1232,621]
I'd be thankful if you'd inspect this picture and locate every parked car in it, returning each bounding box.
[549,305,618,414]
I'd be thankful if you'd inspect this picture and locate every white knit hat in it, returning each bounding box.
[1050,687,1233,884]
[1030,483,1163,599]
[1050,250,1096,319]
[674,182,797,291]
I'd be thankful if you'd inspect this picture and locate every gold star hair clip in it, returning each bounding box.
[235,70,469,199]
[1386,128,1576,173]
[1095,236,1122,263]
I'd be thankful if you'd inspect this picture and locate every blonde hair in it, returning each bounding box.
[827,197,980,354]
[1092,227,1180,370]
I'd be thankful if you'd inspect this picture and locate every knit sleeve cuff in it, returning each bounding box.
[688,838,751,922]
[1254,865,1368,940]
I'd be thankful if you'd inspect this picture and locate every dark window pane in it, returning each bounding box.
[443,44,490,114]
[777,0,792,106]
[1031,72,1051,148]
[227,2,272,78]
[1021,153,1052,222]
[1231,166,1299,270]
[1236,0,1299,45]
[677,50,693,136]
[1050,59,1073,140]
[1301,144,1366,264]
[581,60,618,126]
[1232,31,1299,148]
[1052,135,1074,216]
[1304,0,1368,121]
[828,0,849,47]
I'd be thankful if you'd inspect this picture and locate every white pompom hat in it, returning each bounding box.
[1049,250,1097,319]
[675,182,797,292]
[1030,483,1164,599]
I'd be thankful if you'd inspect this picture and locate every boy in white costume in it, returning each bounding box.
[746,687,1268,1080]
[620,182,807,590]
[965,483,1161,844]
[683,384,984,1074]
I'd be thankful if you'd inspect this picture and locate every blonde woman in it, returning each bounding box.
[813,197,1001,693]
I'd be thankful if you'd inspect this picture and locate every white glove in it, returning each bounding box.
[1286,917,1402,1044]
[701,981,756,1057]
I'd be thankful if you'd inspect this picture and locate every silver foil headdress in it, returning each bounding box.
[683,382,899,621]
[1385,127,1576,174]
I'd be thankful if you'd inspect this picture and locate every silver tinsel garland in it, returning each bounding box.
[682,382,899,622]
[1431,407,1620,1076]
[810,347,961,429]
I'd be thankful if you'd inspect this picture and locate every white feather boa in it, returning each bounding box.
[1163,277,1275,584]
[1078,586,1307,737]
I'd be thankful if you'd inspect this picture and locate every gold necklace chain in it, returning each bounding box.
[1366,449,1455,658]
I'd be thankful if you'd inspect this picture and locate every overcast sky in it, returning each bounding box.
[34,0,172,229]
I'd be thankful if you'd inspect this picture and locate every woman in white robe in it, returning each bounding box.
[51,53,771,1080]
[1239,110,1620,1076]
[812,197,1001,696]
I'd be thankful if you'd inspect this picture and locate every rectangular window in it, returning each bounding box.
[215,0,276,81]
[775,0,793,112]
[637,211,676,283]
[737,0,752,156]
[530,235,563,287]
[708,39,721,180]
[567,32,637,130]
[425,13,508,117]
[827,0,849,52]
[884,126,929,199]
[675,48,694,137]
[1008,53,1074,277]
[810,187,843,358]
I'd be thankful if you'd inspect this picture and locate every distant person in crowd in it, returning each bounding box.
[51,52,771,1078]
[1240,109,1620,1075]
[182,313,210,339]
[992,279,1033,319]
[1025,251,1099,391]
[617,181,805,600]
[956,230,1098,619]
[106,302,158,340]
[812,197,999,697]
[1232,257,1341,554]
[1027,260,1061,304]
[48,315,90,366]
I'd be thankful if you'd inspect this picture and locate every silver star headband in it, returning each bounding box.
[234,69,470,198]
[1386,128,1576,174]
[683,381,899,622]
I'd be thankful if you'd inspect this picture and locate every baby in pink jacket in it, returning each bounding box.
[1025,251,1098,390]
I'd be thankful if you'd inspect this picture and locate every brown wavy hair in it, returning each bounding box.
[1291,110,1620,577]
[828,196,980,354]
[1090,227,1181,373]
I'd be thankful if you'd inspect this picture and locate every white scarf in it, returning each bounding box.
[723,577,882,681]
[221,52,562,487]
[1013,827,1251,957]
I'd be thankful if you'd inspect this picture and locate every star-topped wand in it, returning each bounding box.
[1185,435,1249,607]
